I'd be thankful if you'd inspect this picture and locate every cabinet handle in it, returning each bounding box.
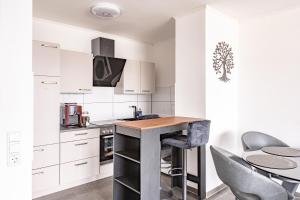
[34,148,44,152]
[102,135,114,139]
[74,162,88,166]
[41,81,58,85]
[75,132,88,136]
[125,89,135,92]
[75,142,88,146]
[142,90,150,93]
[78,89,91,92]
[32,171,44,176]
[41,44,58,48]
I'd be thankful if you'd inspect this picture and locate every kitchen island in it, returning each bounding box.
[113,117,206,200]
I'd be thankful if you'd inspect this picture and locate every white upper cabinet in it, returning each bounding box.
[122,60,140,94]
[34,76,60,146]
[140,62,155,94]
[60,50,93,93]
[32,40,60,76]
[116,60,155,94]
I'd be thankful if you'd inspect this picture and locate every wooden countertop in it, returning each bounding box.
[115,116,203,130]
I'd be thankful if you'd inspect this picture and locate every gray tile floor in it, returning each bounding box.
[35,176,235,200]
[35,177,299,200]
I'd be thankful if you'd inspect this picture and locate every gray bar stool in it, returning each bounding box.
[162,120,210,200]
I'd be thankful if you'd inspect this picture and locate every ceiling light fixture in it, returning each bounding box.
[90,2,121,19]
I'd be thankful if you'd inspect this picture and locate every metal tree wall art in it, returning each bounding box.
[213,41,234,82]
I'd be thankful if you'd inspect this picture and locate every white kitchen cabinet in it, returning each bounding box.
[32,40,60,76]
[140,61,155,94]
[116,60,155,94]
[32,165,59,193]
[33,144,59,169]
[60,157,99,184]
[34,76,60,146]
[60,138,99,164]
[122,60,140,94]
[60,128,100,143]
[60,49,93,93]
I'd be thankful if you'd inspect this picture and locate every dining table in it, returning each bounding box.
[242,147,300,197]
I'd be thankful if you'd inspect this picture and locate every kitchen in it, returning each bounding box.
[33,34,174,199]
[32,2,177,198]
[2,0,300,200]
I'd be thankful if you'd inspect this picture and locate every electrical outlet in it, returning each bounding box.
[7,131,21,167]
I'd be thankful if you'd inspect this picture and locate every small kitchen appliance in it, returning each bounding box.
[60,103,83,127]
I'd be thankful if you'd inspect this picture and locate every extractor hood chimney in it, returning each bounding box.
[92,37,126,87]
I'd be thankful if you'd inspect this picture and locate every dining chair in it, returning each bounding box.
[241,131,288,151]
[210,145,290,200]
[241,131,299,199]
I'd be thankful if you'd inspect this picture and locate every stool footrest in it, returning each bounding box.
[168,167,183,177]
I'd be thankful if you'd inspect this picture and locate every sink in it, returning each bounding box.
[119,114,159,121]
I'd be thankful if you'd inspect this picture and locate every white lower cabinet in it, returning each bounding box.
[32,165,59,193]
[60,128,100,143]
[60,138,99,163]
[60,157,99,184]
[33,144,59,169]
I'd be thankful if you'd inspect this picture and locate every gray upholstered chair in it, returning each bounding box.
[162,120,211,200]
[241,131,288,151]
[241,131,298,199]
[210,145,290,200]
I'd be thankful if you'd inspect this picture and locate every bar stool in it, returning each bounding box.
[162,120,210,200]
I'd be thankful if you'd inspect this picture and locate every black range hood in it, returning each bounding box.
[92,37,126,87]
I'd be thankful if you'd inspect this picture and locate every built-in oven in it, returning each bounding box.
[100,126,114,164]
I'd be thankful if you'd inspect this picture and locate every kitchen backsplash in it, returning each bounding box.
[60,86,175,121]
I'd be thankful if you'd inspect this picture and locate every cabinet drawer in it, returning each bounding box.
[33,144,59,169]
[32,165,59,193]
[60,128,100,142]
[60,157,99,184]
[61,138,99,163]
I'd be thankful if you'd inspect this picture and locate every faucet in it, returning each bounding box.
[129,105,137,118]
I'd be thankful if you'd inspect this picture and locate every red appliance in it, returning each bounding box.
[60,103,83,127]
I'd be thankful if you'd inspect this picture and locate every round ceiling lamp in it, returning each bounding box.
[90,2,121,19]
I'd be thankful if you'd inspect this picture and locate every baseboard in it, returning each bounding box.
[206,184,227,199]
[185,184,227,199]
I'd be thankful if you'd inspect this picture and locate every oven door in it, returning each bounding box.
[100,134,114,164]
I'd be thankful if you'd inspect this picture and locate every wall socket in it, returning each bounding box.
[7,131,21,167]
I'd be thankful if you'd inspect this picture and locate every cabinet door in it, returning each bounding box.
[123,60,140,94]
[32,165,59,193]
[32,40,60,76]
[60,50,93,93]
[34,76,60,146]
[32,144,59,169]
[140,62,155,94]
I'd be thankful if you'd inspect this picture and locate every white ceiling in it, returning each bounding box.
[33,0,300,44]
[206,0,300,20]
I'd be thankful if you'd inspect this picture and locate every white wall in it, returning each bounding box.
[205,6,239,191]
[153,38,175,88]
[175,8,206,118]
[174,7,207,189]
[152,37,175,116]
[33,18,153,61]
[0,0,33,200]
[33,18,154,120]
[239,7,300,148]
[175,6,239,192]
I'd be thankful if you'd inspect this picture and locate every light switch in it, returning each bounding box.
[7,131,21,167]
